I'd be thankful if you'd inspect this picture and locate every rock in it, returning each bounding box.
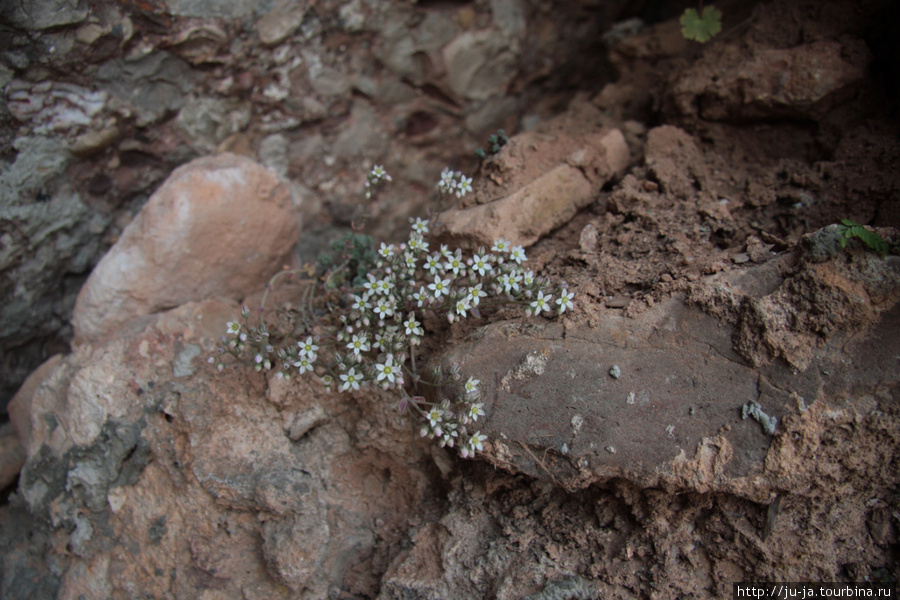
[434,107,629,249]
[6,354,64,452]
[165,0,258,18]
[668,40,871,121]
[644,125,713,200]
[256,0,309,46]
[3,297,433,599]
[72,154,300,345]
[0,0,87,30]
[443,30,517,101]
[175,96,253,153]
[95,52,196,127]
[438,261,900,497]
[0,423,24,490]
[6,80,110,138]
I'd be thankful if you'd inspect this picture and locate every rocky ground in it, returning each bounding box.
[1,0,899,598]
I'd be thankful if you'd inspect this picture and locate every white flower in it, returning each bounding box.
[408,236,428,253]
[374,277,393,295]
[426,407,444,428]
[293,357,313,374]
[362,273,378,294]
[424,253,442,275]
[491,238,511,253]
[339,367,362,391]
[557,289,575,314]
[404,313,423,337]
[370,165,390,181]
[499,272,522,293]
[373,299,395,319]
[468,431,486,452]
[467,283,487,306]
[226,321,241,335]
[378,242,394,258]
[375,356,398,383]
[530,291,552,314]
[411,217,429,234]
[351,295,371,311]
[412,286,427,308]
[455,175,473,197]
[439,244,453,259]
[465,376,480,394]
[455,297,471,317]
[297,336,319,359]
[467,403,485,422]
[347,333,370,356]
[522,270,535,286]
[428,275,451,299]
[510,245,527,264]
[444,252,464,275]
[471,254,492,276]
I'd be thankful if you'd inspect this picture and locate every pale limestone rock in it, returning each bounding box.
[72,154,299,345]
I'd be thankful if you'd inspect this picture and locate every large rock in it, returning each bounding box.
[437,247,900,499]
[4,298,433,600]
[72,154,300,345]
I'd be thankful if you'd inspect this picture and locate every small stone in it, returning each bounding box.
[732,253,751,264]
[609,365,621,379]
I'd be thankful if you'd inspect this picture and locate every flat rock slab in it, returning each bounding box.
[439,289,900,498]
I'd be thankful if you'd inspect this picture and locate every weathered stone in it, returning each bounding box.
[176,96,253,153]
[434,124,629,249]
[72,154,300,345]
[0,424,24,490]
[443,30,517,101]
[256,0,309,46]
[669,40,871,121]
[0,0,87,30]
[95,52,196,126]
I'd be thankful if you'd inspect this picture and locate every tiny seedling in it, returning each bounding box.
[680,6,722,43]
[475,129,509,160]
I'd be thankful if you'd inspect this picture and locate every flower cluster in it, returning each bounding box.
[214,167,574,457]
[364,164,392,199]
[437,168,473,198]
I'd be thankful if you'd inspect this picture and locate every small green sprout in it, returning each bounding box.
[680,6,722,43]
[475,129,509,160]
[836,219,895,255]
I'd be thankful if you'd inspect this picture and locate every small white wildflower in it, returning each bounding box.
[375,277,393,295]
[467,283,487,306]
[411,217,429,234]
[465,376,480,394]
[347,333,370,356]
[455,297,471,317]
[404,313,423,337]
[467,403,485,422]
[351,295,371,311]
[499,272,522,293]
[321,374,333,389]
[293,356,313,375]
[428,275,451,299]
[468,431,486,452]
[373,299,395,319]
[297,336,319,359]
[408,236,428,253]
[339,367,362,391]
[226,321,241,335]
[557,289,575,314]
[375,356,398,383]
[509,245,527,264]
[522,270,535,286]
[491,238,511,253]
[471,254,492,276]
[426,407,444,428]
[412,286,427,307]
[424,253,442,275]
[378,242,394,258]
[362,273,378,294]
[530,291,552,314]
[455,175,473,197]
[439,244,453,259]
[445,252,464,275]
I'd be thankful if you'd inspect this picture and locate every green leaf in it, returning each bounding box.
[681,6,722,43]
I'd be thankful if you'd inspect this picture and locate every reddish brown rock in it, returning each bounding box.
[72,154,300,345]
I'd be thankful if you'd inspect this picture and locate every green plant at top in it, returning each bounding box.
[680,5,722,43]
[836,219,896,255]
[212,166,574,458]
[475,129,509,160]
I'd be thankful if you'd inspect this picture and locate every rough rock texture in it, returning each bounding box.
[72,154,299,345]
[3,298,437,600]
[434,99,631,249]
